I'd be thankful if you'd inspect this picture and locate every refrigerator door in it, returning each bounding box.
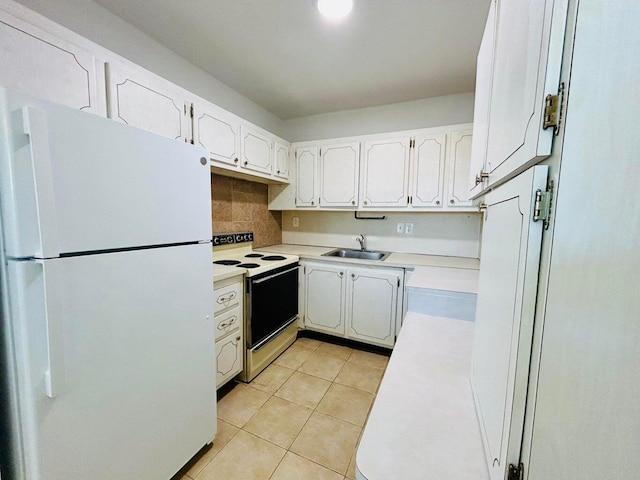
[0,88,211,259]
[7,243,216,480]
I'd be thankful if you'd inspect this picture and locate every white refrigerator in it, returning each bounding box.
[0,88,217,480]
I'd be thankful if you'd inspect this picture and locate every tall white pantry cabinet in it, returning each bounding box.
[470,1,640,480]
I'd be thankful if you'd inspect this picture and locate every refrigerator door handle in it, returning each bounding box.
[36,259,65,397]
[20,106,60,258]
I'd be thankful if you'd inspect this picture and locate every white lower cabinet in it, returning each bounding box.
[213,275,244,389]
[304,263,347,335]
[302,261,403,348]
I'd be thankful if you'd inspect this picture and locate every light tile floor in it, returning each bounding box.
[180,337,389,480]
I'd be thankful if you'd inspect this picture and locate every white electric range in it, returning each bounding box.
[212,232,299,382]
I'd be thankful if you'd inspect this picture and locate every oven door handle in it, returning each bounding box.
[251,265,299,284]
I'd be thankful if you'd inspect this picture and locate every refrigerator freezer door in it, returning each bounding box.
[0,89,211,259]
[7,243,216,480]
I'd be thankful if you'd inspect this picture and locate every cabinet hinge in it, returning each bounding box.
[532,179,554,230]
[294,197,297,205]
[507,463,524,480]
[543,82,565,135]
[397,278,400,288]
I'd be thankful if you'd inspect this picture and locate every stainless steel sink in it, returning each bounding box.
[322,248,391,261]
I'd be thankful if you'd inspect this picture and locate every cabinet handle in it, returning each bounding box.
[216,292,237,305]
[234,157,239,164]
[475,171,489,185]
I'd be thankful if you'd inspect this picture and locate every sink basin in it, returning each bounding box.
[322,248,391,261]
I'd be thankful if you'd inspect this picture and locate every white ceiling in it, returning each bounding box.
[92,0,490,120]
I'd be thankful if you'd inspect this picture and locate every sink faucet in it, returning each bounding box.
[356,234,366,251]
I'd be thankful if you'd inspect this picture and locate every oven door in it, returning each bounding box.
[246,264,299,349]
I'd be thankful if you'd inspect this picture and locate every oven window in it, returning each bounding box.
[248,265,299,348]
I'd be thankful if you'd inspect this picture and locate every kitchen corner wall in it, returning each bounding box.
[211,174,282,248]
[282,211,481,258]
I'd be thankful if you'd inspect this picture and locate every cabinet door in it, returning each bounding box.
[304,262,346,336]
[215,332,243,388]
[106,63,189,142]
[240,125,273,175]
[446,130,473,207]
[319,142,360,207]
[0,12,102,114]
[194,103,240,167]
[470,166,548,480]
[469,0,497,196]
[295,147,318,207]
[485,0,565,187]
[346,267,399,348]
[360,138,411,208]
[274,141,290,180]
[410,134,446,208]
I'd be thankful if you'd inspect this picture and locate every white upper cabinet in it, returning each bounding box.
[295,146,318,207]
[469,0,497,196]
[446,130,473,207]
[484,0,565,188]
[106,63,190,142]
[360,138,411,208]
[319,142,360,207]
[0,11,104,115]
[410,134,447,208]
[193,103,240,167]
[240,125,273,175]
[274,141,290,180]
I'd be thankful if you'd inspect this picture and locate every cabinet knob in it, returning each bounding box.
[351,200,355,205]
[364,201,368,205]
[351,273,355,279]
[340,271,344,277]
[234,157,239,164]
[311,201,315,205]
[436,200,440,205]
[236,336,241,341]
[277,170,280,174]
[244,160,248,166]
[450,199,455,204]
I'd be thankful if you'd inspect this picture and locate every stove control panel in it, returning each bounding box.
[212,231,253,246]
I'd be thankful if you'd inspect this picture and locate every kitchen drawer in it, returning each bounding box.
[215,306,242,341]
[214,281,242,314]
[215,333,243,389]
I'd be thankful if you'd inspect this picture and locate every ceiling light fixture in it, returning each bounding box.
[316,0,354,20]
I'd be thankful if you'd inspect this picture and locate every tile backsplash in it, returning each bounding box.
[211,174,282,248]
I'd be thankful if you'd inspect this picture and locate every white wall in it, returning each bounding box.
[12,0,284,135]
[282,211,481,258]
[282,92,475,142]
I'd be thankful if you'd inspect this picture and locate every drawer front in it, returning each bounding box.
[215,333,243,388]
[214,281,242,314]
[215,306,242,340]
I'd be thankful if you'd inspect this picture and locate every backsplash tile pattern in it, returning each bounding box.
[211,174,282,248]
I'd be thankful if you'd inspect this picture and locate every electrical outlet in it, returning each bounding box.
[405,223,414,235]
[292,217,299,228]
[396,223,405,234]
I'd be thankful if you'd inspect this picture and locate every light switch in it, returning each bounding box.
[396,223,405,234]
[292,217,299,227]
[405,223,414,235]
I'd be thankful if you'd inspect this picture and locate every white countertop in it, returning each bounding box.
[356,313,488,480]
[406,266,479,294]
[213,264,245,282]
[256,244,480,270]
